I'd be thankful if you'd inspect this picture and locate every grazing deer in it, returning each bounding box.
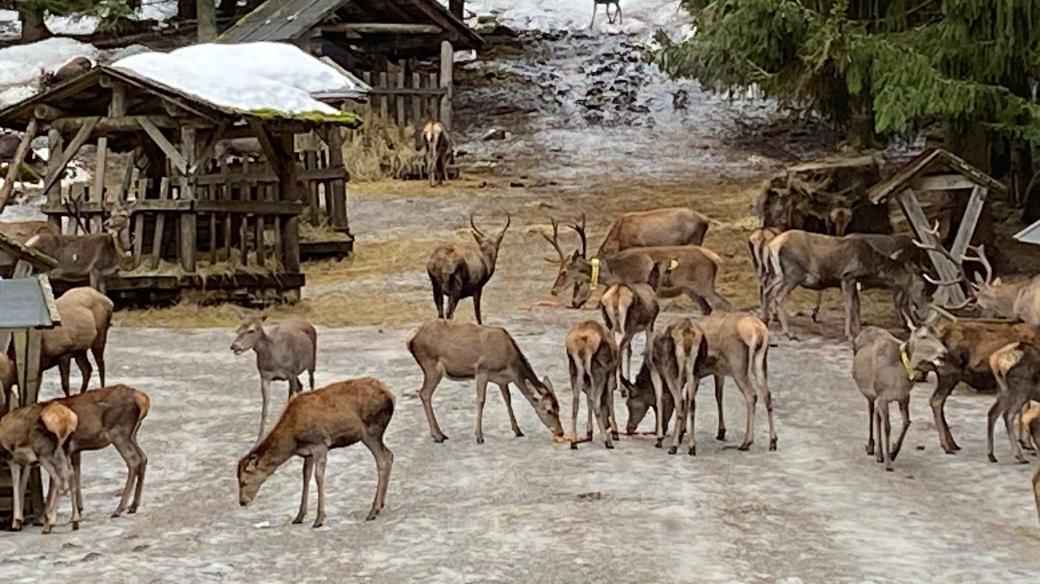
[422,121,452,187]
[600,262,669,378]
[427,214,510,325]
[0,401,78,533]
[565,320,620,449]
[407,319,564,444]
[238,378,395,527]
[645,318,708,455]
[764,230,930,340]
[230,315,318,443]
[852,325,947,471]
[987,343,1040,464]
[545,214,729,312]
[590,0,622,27]
[38,287,114,397]
[618,359,680,436]
[26,199,133,294]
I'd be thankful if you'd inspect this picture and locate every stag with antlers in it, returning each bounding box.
[427,214,510,325]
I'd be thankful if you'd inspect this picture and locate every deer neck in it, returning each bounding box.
[251,330,275,363]
[250,427,297,480]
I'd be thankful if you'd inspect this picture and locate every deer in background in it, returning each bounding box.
[565,320,620,449]
[427,214,510,325]
[422,121,452,187]
[590,0,623,27]
[595,207,709,255]
[238,378,395,527]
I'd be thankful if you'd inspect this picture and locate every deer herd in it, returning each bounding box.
[2,201,1040,536]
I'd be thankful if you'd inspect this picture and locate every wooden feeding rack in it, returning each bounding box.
[0,65,362,306]
[0,237,60,522]
[867,148,1006,306]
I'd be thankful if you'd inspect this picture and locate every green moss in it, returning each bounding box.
[245,107,361,127]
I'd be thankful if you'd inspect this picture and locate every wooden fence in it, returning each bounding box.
[360,69,446,141]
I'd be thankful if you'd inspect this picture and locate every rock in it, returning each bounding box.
[81,552,102,562]
[482,128,509,141]
[510,181,526,188]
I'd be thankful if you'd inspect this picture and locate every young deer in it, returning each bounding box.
[422,121,452,187]
[565,320,620,449]
[600,262,670,379]
[427,214,510,325]
[407,319,565,444]
[987,342,1040,464]
[238,378,395,527]
[646,318,707,455]
[41,287,114,397]
[230,315,318,443]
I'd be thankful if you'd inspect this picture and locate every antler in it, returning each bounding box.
[498,213,511,238]
[570,212,588,258]
[540,217,566,265]
[912,221,994,291]
[469,213,485,238]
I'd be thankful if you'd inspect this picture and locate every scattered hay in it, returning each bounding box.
[342,113,425,181]
[300,220,352,242]
[123,250,285,279]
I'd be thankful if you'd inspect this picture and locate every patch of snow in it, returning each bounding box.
[462,0,692,37]
[113,43,366,116]
[0,38,99,106]
[138,0,181,22]
[46,14,101,35]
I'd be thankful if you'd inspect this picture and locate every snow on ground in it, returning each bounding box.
[465,0,693,36]
[113,42,366,115]
[0,322,1038,582]
[0,1,188,39]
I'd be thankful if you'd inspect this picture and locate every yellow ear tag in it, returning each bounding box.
[899,343,915,381]
[589,258,600,289]
[669,259,679,270]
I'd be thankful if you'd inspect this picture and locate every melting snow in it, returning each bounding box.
[463,0,693,37]
[0,38,98,106]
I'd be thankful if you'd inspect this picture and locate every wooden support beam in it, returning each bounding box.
[896,189,967,305]
[178,126,197,273]
[949,186,987,262]
[0,117,38,215]
[439,40,453,128]
[50,115,188,133]
[32,104,68,121]
[321,23,444,34]
[139,118,189,174]
[39,117,98,201]
[277,131,301,273]
[911,174,977,192]
[247,119,284,175]
[93,136,108,203]
[189,121,230,175]
[109,82,127,117]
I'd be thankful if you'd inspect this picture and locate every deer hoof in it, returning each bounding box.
[667,446,677,455]
[514,429,525,438]
[292,515,305,525]
[654,439,663,448]
[570,442,578,450]
[311,518,325,529]
[885,465,894,472]
[769,438,778,452]
[72,521,79,531]
[365,509,380,521]
[432,434,448,443]
[688,446,696,456]
[10,520,21,532]
[1016,455,1029,464]
[611,432,620,441]
[605,442,614,450]
[988,454,998,463]
[865,442,874,455]
[475,437,484,445]
[716,430,726,441]
[42,525,53,535]
[737,443,751,451]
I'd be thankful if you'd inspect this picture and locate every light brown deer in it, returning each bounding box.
[565,320,620,449]
[427,214,510,325]
[38,287,114,397]
[987,342,1040,465]
[422,121,452,186]
[407,319,564,444]
[748,226,781,315]
[595,207,709,256]
[645,318,707,455]
[238,378,395,527]
[600,262,668,379]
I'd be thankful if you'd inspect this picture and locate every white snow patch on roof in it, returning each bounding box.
[112,42,365,116]
[0,38,99,105]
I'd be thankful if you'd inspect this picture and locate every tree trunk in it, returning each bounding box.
[19,7,49,42]
[197,0,217,42]
[449,0,464,19]
[1020,149,1040,223]
[847,95,877,150]
[178,0,197,20]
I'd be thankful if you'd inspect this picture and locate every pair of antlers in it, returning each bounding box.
[912,221,994,309]
[541,212,587,265]
[469,213,511,239]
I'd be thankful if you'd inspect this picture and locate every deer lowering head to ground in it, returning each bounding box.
[407,319,565,444]
[230,315,317,443]
[851,325,947,471]
[427,214,510,325]
[643,318,708,455]
[422,121,452,187]
[0,401,77,533]
[987,342,1040,465]
[600,262,669,379]
[565,320,620,449]
[238,378,395,527]
[35,287,114,397]
[617,357,679,437]
[26,199,133,294]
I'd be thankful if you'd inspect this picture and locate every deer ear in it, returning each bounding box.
[992,277,1002,286]
[40,403,77,445]
[245,456,259,472]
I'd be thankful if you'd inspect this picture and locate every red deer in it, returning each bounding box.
[851,325,947,471]
[422,121,452,187]
[565,320,620,449]
[618,359,681,437]
[427,214,510,325]
[230,315,318,443]
[0,220,60,276]
[407,319,564,444]
[645,318,708,455]
[31,287,114,397]
[987,343,1040,464]
[0,401,78,533]
[748,227,781,314]
[26,199,133,294]
[600,262,668,378]
[589,0,622,27]
[595,207,709,256]
[0,354,16,416]
[238,378,395,526]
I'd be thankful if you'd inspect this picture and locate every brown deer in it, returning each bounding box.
[645,318,708,455]
[987,343,1040,465]
[545,214,729,312]
[748,226,782,315]
[618,359,681,437]
[595,207,709,256]
[238,378,395,527]
[851,325,948,471]
[427,214,510,325]
[589,0,622,27]
[600,262,668,379]
[26,199,133,294]
[230,315,318,443]
[763,230,930,340]
[40,56,93,89]
[422,121,452,187]
[0,401,78,533]
[565,320,620,449]
[406,319,565,444]
[39,287,114,397]
[0,220,60,276]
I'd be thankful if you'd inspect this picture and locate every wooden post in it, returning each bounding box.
[411,72,422,130]
[449,0,464,18]
[439,40,454,129]
[179,127,197,273]
[948,186,987,260]
[378,71,389,120]
[277,132,301,273]
[896,189,966,305]
[326,128,349,232]
[109,82,127,117]
[0,118,39,215]
[150,178,170,269]
[197,0,217,42]
[44,129,64,231]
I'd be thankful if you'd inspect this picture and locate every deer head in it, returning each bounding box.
[231,314,268,355]
[546,213,594,306]
[103,198,134,255]
[470,213,510,264]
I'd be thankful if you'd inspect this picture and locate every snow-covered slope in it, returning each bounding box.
[464,0,692,36]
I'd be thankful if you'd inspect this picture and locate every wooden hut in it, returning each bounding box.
[0,235,60,522]
[219,0,483,132]
[0,49,363,306]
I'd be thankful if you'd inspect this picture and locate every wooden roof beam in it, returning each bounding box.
[322,23,443,34]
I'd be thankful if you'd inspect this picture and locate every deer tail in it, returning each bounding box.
[700,247,724,267]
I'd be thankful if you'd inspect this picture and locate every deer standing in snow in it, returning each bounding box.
[565,320,620,449]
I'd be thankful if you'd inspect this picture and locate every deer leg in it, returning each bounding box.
[591,385,613,449]
[569,362,581,449]
[111,436,143,518]
[312,448,328,528]
[685,382,698,456]
[445,294,460,321]
[473,288,483,325]
[431,279,445,319]
[753,347,778,452]
[498,383,524,437]
[865,396,875,455]
[714,375,726,441]
[930,375,960,453]
[670,378,690,455]
[293,456,314,524]
[880,399,894,471]
[841,280,861,341]
[70,451,82,529]
[42,476,59,535]
[9,462,23,530]
[605,371,619,441]
[589,3,597,28]
[418,367,448,442]
[129,440,146,514]
[91,346,105,388]
[651,367,666,448]
[874,400,885,464]
[890,397,911,461]
[474,373,489,444]
[771,281,798,340]
[811,290,824,323]
[257,378,271,444]
[1003,393,1030,464]
[362,431,393,520]
[58,356,72,397]
[74,352,92,394]
[735,375,757,451]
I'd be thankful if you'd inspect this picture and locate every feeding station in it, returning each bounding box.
[0,234,60,522]
[866,148,1006,306]
[0,43,365,306]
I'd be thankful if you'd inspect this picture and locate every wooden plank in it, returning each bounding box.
[49,115,188,133]
[224,212,233,261]
[93,136,108,204]
[247,120,284,176]
[23,328,41,404]
[0,117,39,214]
[428,73,438,119]
[109,82,127,117]
[240,214,250,264]
[440,40,453,128]
[322,22,443,34]
[209,213,217,265]
[140,118,188,174]
[189,121,230,175]
[326,128,349,232]
[40,118,98,198]
[12,329,27,401]
[896,189,966,304]
[150,178,170,269]
[411,72,422,128]
[132,178,146,267]
[949,186,987,261]
[911,174,977,192]
[379,71,389,119]
[44,129,63,231]
[256,215,266,267]
[396,68,406,127]
[179,127,197,273]
[364,86,448,97]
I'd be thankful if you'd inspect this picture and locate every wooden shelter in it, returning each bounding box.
[0,235,60,522]
[867,148,1007,305]
[0,64,362,306]
[219,0,483,131]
